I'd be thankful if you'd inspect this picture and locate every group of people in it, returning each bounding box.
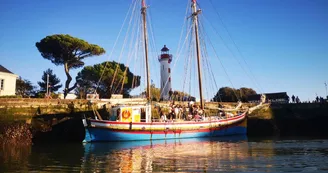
[291,95,301,103]
[290,95,327,104]
[315,96,326,103]
[158,102,204,122]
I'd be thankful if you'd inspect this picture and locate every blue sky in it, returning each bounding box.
[0,0,327,101]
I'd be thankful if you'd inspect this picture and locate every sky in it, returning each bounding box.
[0,0,327,102]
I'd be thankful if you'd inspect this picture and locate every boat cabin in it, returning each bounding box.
[109,104,152,123]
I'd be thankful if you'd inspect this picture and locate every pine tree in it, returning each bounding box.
[38,68,62,93]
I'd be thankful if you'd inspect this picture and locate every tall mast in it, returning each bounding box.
[141,0,151,102]
[191,0,204,109]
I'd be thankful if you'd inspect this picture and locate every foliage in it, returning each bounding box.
[146,86,194,101]
[36,34,105,98]
[75,84,92,99]
[76,61,141,98]
[34,92,60,99]
[171,90,195,101]
[37,68,62,93]
[16,77,36,98]
[141,84,160,101]
[239,87,257,102]
[150,84,160,101]
[213,86,257,102]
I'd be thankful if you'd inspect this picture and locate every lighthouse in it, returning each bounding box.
[158,45,172,101]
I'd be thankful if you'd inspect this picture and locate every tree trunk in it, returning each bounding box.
[64,63,72,99]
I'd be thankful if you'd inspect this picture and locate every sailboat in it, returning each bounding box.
[83,0,264,142]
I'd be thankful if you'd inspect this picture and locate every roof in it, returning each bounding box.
[161,45,169,52]
[248,92,288,101]
[0,65,14,74]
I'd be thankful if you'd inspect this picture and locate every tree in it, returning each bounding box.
[16,77,36,97]
[172,90,194,101]
[150,84,160,101]
[76,61,140,98]
[37,68,62,93]
[36,34,105,98]
[213,87,237,102]
[139,84,162,101]
[238,87,257,102]
[213,87,257,102]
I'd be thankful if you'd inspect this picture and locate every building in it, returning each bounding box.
[158,45,172,101]
[248,92,289,104]
[58,93,77,99]
[0,65,18,96]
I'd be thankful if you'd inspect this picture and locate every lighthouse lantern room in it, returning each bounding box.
[158,45,172,101]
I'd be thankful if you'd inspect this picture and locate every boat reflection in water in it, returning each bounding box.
[82,135,249,172]
[4,136,328,172]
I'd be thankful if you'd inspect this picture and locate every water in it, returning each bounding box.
[1,136,328,172]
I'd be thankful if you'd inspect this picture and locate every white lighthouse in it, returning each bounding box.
[158,45,172,101]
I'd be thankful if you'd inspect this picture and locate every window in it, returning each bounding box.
[168,77,171,82]
[0,79,4,90]
[168,68,171,73]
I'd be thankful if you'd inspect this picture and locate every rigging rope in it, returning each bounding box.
[110,0,139,94]
[147,7,161,89]
[159,23,194,98]
[198,14,240,100]
[208,0,264,93]
[94,0,136,95]
[159,0,192,99]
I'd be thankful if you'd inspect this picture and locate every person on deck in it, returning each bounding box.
[174,105,180,119]
[160,111,167,122]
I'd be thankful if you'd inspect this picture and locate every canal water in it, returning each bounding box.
[1,136,328,172]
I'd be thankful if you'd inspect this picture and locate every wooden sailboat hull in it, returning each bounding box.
[83,113,247,142]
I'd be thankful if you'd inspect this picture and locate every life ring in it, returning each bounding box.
[122,110,131,119]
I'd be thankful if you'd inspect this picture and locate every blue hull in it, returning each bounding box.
[83,135,248,153]
[84,125,246,142]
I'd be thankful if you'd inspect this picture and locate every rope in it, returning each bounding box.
[208,0,264,93]
[119,67,128,94]
[198,15,221,102]
[159,23,194,98]
[118,3,142,95]
[147,7,161,88]
[94,0,136,95]
[199,14,240,100]
[110,0,139,94]
[159,0,191,99]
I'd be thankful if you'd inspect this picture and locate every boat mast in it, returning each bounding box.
[141,0,151,102]
[191,0,204,109]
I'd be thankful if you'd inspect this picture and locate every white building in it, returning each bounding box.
[58,93,77,99]
[158,45,172,100]
[0,65,18,96]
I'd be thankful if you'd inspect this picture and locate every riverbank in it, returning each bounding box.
[0,98,92,121]
[1,98,328,144]
[248,103,328,136]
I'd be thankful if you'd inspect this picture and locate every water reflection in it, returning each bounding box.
[2,136,328,172]
[28,143,85,172]
[0,142,31,172]
[82,136,249,172]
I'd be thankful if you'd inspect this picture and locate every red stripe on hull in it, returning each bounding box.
[89,113,246,125]
[91,119,246,134]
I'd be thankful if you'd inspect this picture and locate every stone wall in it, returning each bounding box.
[248,103,328,136]
[0,98,92,121]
